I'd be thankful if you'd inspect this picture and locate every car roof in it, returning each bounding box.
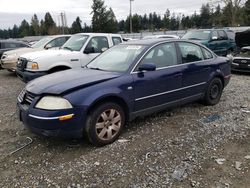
[120,38,181,46]
[73,33,122,37]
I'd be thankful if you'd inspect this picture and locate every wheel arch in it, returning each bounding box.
[48,65,71,73]
[86,95,130,125]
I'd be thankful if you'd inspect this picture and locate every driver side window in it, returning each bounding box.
[86,37,109,53]
[138,42,177,70]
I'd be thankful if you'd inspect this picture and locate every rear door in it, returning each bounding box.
[132,42,182,112]
[176,42,211,100]
[217,30,229,55]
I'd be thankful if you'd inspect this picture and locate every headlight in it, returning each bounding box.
[35,96,73,110]
[27,61,39,70]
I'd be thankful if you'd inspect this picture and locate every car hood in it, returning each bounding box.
[26,68,122,95]
[4,47,41,56]
[21,49,79,61]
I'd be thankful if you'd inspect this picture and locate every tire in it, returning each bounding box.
[85,102,125,146]
[203,78,223,106]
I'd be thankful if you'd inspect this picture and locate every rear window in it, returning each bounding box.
[2,42,18,48]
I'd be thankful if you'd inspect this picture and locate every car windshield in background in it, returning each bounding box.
[62,35,89,51]
[182,31,211,40]
[87,45,145,72]
[31,37,53,48]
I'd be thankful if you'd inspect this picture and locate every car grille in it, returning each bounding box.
[18,89,35,105]
[17,58,28,71]
[233,59,250,65]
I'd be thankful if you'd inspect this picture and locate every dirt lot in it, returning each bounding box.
[0,70,249,188]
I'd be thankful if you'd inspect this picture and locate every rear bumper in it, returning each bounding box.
[16,69,47,83]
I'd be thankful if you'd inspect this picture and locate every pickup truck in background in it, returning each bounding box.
[1,35,71,72]
[182,29,236,56]
[16,33,123,82]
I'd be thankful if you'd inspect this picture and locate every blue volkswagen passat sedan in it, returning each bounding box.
[17,39,231,146]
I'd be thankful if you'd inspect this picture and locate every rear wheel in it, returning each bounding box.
[85,102,125,146]
[203,78,223,106]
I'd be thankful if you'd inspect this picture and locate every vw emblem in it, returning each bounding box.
[241,60,247,64]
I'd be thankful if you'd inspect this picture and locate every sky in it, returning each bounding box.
[0,0,210,29]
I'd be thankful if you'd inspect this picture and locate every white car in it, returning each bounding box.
[0,35,71,72]
[16,33,123,82]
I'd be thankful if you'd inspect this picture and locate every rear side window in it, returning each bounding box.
[112,37,122,45]
[2,42,18,48]
[178,42,204,63]
[202,48,213,60]
[218,31,227,40]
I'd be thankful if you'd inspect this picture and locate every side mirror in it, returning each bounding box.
[84,47,95,54]
[45,43,53,49]
[138,63,156,72]
[101,47,108,52]
[212,36,218,41]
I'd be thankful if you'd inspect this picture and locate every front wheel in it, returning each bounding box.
[85,102,125,146]
[203,78,223,106]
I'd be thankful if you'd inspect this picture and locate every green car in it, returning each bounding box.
[182,29,236,56]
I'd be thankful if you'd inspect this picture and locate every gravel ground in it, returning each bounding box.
[0,70,249,188]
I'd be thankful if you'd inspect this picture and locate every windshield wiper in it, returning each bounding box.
[62,46,73,51]
[87,67,105,71]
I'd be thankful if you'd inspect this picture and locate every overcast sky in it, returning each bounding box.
[0,0,210,29]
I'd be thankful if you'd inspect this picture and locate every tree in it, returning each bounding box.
[163,9,170,30]
[71,17,83,34]
[44,12,56,35]
[105,8,118,33]
[200,3,212,28]
[243,0,250,25]
[210,0,246,26]
[19,19,30,37]
[31,14,40,35]
[91,0,108,32]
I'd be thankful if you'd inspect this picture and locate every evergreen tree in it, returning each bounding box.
[91,0,108,32]
[44,12,56,35]
[71,17,83,34]
[200,3,212,28]
[19,19,30,37]
[31,14,40,35]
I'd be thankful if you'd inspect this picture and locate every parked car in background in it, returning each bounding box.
[143,35,180,39]
[17,39,231,146]
[231,29,250,73]
[182,29,236,56]
[16,33,123,82]
[0,40,29,68]
[0,35,71,72]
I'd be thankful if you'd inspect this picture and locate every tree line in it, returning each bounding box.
[0,0,249,39]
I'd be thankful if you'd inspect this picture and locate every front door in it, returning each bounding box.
[132,42,182,112]
[80,36,109,67]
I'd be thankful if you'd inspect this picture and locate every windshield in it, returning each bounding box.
[182,31,211,40]
[31,37,53,48]
[87,45,146,72]
[61,35,89,51]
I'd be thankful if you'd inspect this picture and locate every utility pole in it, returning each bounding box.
[60,12,67,34]
[129,0,134,33]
